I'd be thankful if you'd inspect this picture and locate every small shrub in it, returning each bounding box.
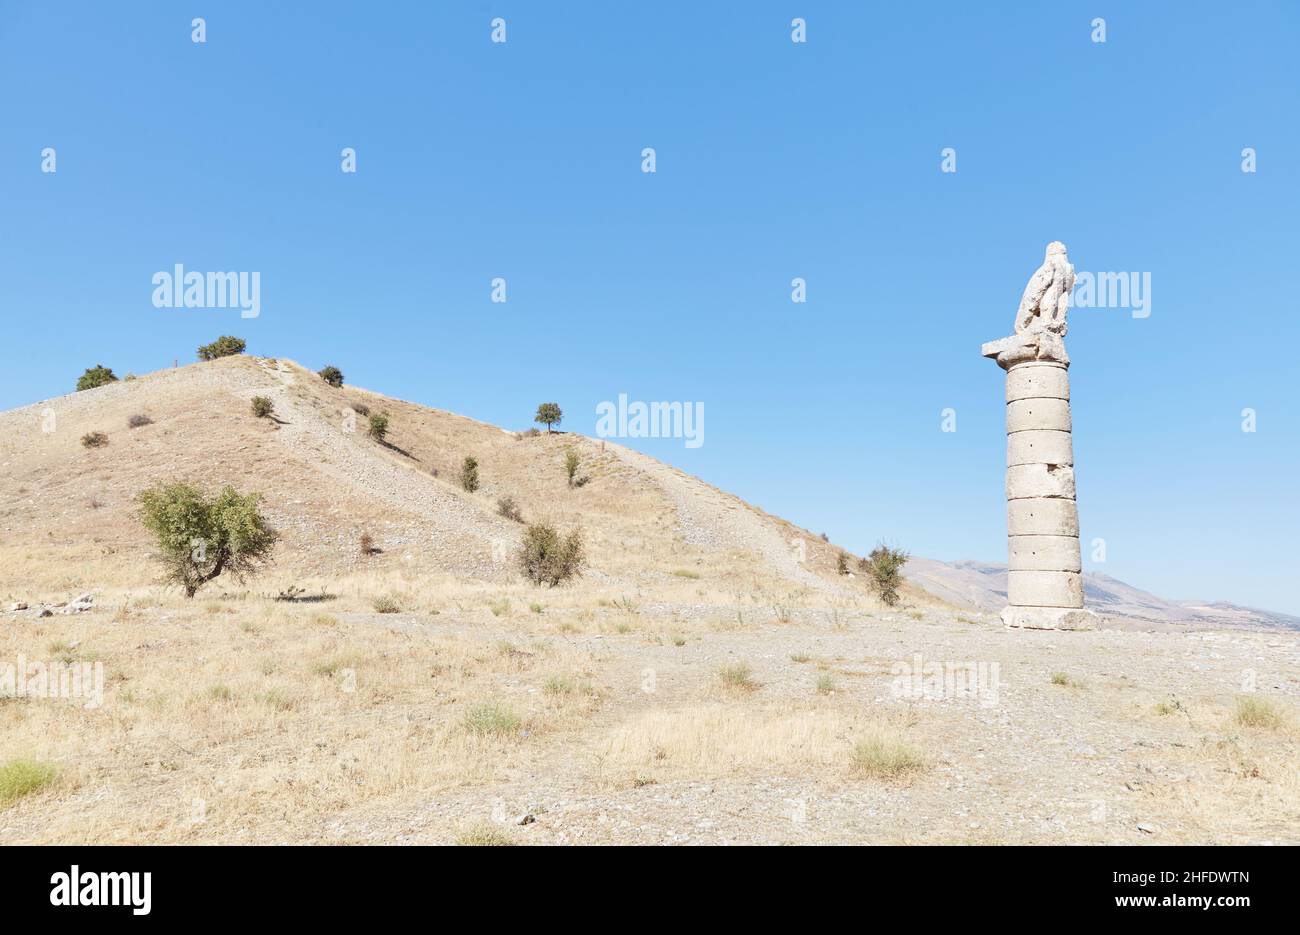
[518,523,585,586]
[836,552,849,575]
[319,365,344,387]
[858,544,909,607]
[460,456,480,492]
[127,414,153,429]
[251,396,274,418]
[521,427,541,438]
[350,401,369,416]
[1234,696,1283,730]
[367,412,389,442]
[0,759,58,807]
[359,532,375,555]
[719,662,757,692]
[258,689,296,712]
[529,602,544,614]
[849,734,925,780]
[311,655,359,677]
[497,496,523,522]
[196,336,245,361]
[564,450,580,487]
[80,431,108,449]
[1050,672,1084,689]
[672,569,700,579]
[543,675,576,695]
[207,684,232,702]
[372,595,399,614]
[76,364,118,391]
[534,402,562,433]
[816,674,837,695]
[463,702,521,737]
[820,532,830,543]
[489,599,510,618]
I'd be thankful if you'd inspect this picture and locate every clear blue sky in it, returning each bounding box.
[2,2,1297,613]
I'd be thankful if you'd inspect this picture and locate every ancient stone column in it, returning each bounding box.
[982,242,1101,630]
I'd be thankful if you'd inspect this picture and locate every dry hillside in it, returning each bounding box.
[0,355,1296,845]
[0,355,894,602]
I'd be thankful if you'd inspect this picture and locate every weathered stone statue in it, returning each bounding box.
[1015,241,1074,335]
[982,242,1101,630]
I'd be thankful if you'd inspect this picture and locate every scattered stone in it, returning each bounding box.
[8,601,27,612]
[58,594,94,615]
[1136,823,1158,835]
[515,814,535,826]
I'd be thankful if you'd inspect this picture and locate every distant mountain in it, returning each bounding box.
[907,559,1300,632]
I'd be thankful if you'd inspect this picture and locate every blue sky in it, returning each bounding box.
[2,2,1297,613]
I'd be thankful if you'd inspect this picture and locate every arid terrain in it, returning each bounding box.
[1,356,1296,844]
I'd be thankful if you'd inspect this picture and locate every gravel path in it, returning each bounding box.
[605,441,843,594]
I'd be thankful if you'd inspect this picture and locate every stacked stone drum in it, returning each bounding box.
[1002,359,1084,621]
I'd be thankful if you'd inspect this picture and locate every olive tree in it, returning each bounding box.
[137,481,277,597]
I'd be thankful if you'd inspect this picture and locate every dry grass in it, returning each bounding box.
[1233,695,1286,730]
[596,703,907,784]
[0,759,59,808]
[1050,672,1085,689]
[455,823,516,846]
[848,733,926,780]
[0,589,605,842]
[462,701,522,738]
[718,662,758,693]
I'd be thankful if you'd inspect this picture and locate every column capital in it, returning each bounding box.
[981,330,1070,371]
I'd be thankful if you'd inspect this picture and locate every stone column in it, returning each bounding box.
[983,242,1101,630]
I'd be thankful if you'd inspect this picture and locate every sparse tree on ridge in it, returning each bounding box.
[535,403,562,433]
[197,336,246,361]
[76,365,118,392]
